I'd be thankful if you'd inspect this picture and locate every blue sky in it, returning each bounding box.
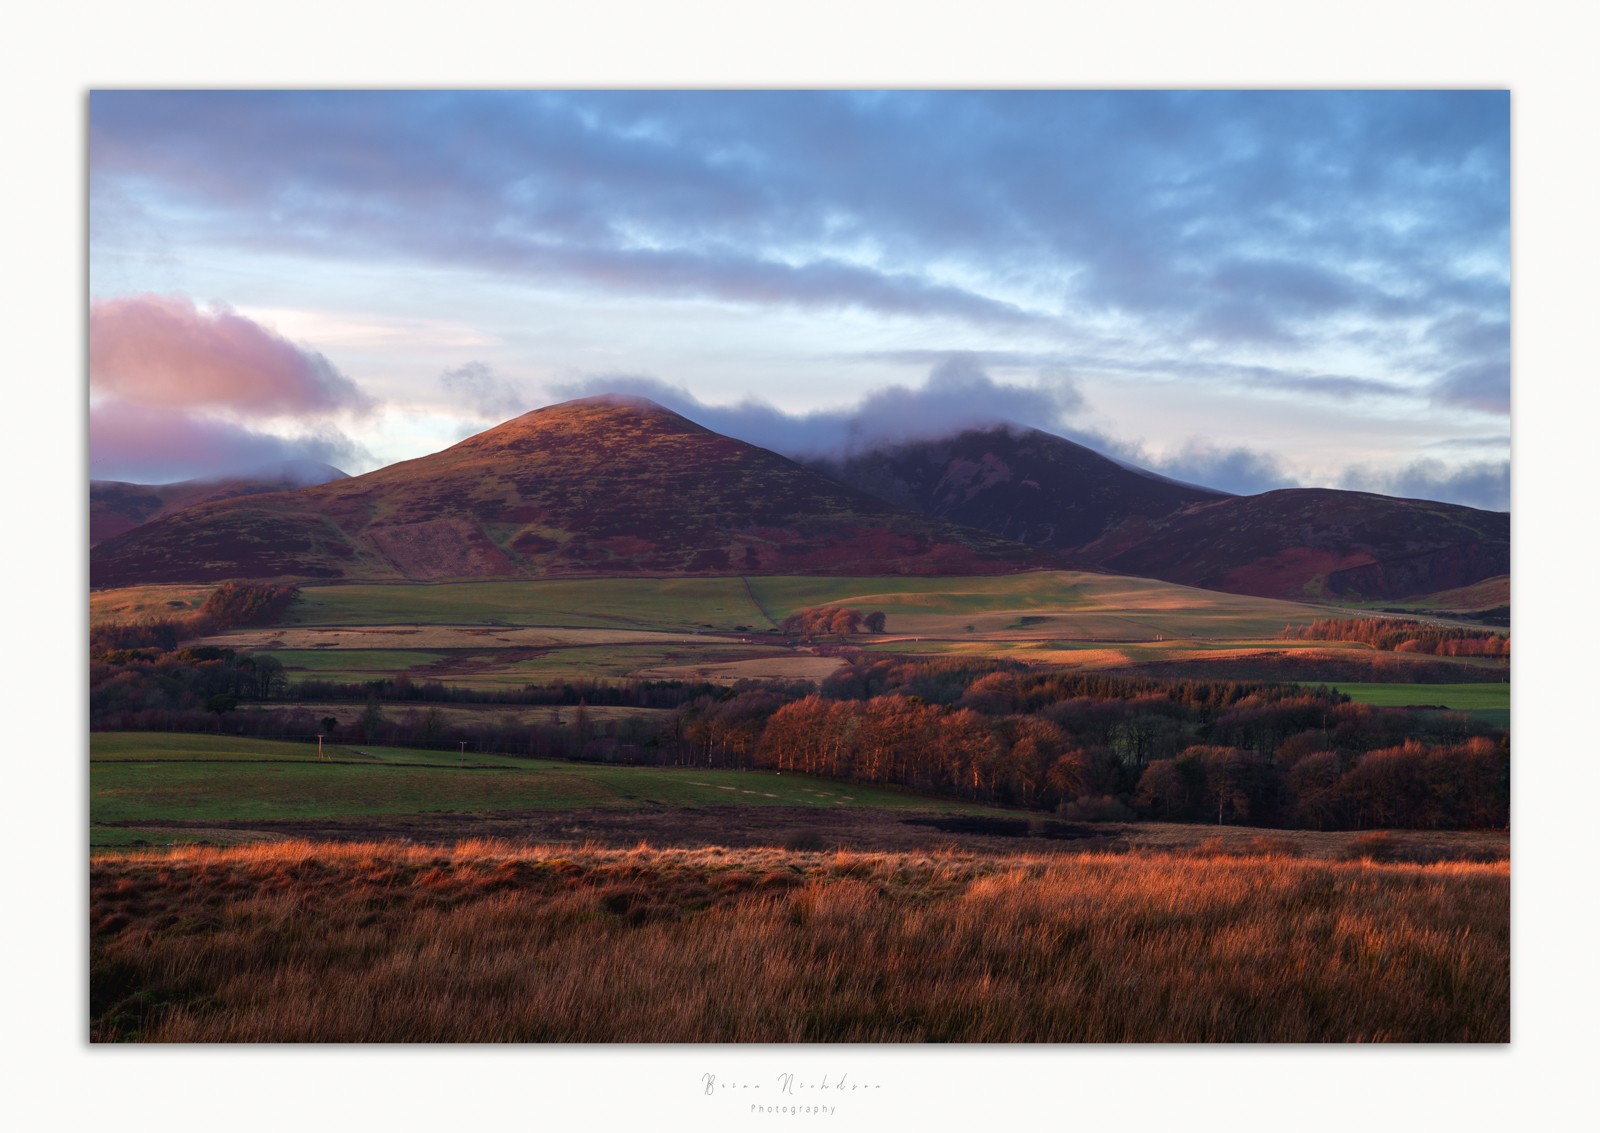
[88,89,1510,507]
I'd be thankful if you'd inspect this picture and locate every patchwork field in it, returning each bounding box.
[159,571,1461,686]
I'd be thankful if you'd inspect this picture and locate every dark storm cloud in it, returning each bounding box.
[90,90,1508,365]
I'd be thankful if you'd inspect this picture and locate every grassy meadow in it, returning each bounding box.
[1335,682,1511,728]
[90,733,1007,849]
[91,839,1509,1042]
[280,577,771,631]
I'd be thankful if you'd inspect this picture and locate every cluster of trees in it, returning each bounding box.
[663,656,1506,827]
[778,606,886,639]
[90,583,301,658]
[1135,737,1507,829]
[197,582,300,628]
[1283,617,1509,658]
[92,645,289,716]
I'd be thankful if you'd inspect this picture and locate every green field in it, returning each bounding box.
[255,641,796,686]
[285,578,771,631]
[260,648,452,672]
[1334,682,1510,728]
[90,733,1001,846]
[1333,683,1509,710]
[282,572,1348,640]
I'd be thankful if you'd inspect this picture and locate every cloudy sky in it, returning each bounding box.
[88,90,1509,508]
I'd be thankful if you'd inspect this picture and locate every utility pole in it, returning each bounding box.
[459,740,467,765]
[316,733,324,760]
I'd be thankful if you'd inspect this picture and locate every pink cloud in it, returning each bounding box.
[89,398,363,484]
[89,293,373,417]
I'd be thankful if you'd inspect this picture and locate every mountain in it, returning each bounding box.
[1075,488,1510,602]
[818,428,1508,602]
[809,425,1227,551]
[89,398,1050,588]
[90,461,350,546]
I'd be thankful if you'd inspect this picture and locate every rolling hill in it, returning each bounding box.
[89,397,1050,588]
[1075,488,1510,602]
[818,429,1508,603]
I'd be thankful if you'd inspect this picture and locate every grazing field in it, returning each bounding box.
[1335,683,1510,711]
[90,733,1004,848]
[91,840,1509,1042]
[257,648,452,673]
[1335,682,1511,728]
[747,572,1351,638]
[266,572,1354,638]
[248,640,796,686]
[282,577,771,631]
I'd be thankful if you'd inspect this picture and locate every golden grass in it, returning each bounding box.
[91,840,1508,1043]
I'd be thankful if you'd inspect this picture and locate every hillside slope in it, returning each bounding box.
[819,429,1508,603]
[1076,488,1510,601]
[90,397,1049,587]
[810,425,1226,550]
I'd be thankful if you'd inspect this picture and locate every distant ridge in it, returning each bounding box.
[90,461,349,545]
[1076,487,1510,602]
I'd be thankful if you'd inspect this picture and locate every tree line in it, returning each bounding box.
[778,605,886,639]
[1282,616,1509,657]
[90,583,301,656]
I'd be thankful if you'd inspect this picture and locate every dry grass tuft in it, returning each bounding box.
[90,840,1508,1042]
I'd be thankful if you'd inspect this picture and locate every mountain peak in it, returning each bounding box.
[91,395,1048,586]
